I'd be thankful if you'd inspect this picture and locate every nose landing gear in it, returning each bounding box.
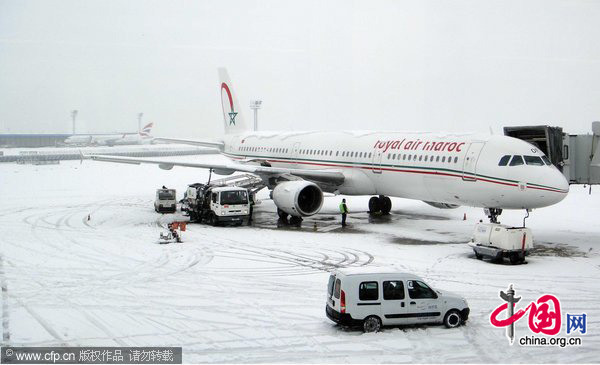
[484,208,503,223]
[369,195,392,215]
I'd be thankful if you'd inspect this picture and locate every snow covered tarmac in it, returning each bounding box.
[1,154,599,363]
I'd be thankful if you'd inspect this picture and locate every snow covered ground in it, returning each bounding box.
[0,154,598,363]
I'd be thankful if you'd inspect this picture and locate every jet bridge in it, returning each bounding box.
[504,122,600,186]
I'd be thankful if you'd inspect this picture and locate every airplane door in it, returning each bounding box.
[371,148,383,174]
[292,142,301,167]
[462,142,485,181]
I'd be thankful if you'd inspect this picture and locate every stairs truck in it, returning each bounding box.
[182,183,251,226]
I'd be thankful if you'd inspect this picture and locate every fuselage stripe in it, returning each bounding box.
[222,152,567,194]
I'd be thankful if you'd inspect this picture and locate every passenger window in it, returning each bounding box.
[407,280,437,299]
[383,281,405,300]
[524,155,544,166]
[442,156,446,162]
[359,281,378,301]
[454,157,458,163]
[368,152,372,158]
[509,155,524,166]
[334,279,341,299]
[408,155,412,161]
[498,155,511,166]
[436,156,440,162]
[336,151,339,156]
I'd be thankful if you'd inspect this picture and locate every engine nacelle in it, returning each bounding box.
[272,181,323,217]
[423,201,460,209]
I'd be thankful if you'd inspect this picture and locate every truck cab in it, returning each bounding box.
[154,188,177,213]
[208,187,250,225]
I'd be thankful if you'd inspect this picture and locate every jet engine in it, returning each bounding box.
[423,201,460,209]
[272,181,323,217]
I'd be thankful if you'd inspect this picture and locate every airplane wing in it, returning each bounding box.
[87,154,345,185]
[152,137,224,150]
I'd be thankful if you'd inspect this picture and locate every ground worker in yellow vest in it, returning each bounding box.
[339,198,348,227]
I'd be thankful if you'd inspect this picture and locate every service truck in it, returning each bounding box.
[182,183,250,226]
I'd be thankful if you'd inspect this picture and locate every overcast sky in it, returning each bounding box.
[1,0,599,138]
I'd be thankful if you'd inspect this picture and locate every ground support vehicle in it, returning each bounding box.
[469,222,533,264]
[154,188,176,213]
[325,267,470,332]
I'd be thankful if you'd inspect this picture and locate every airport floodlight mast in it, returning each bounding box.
[71,110,78,134]
[138,113,144,133]
[250,100,262,131]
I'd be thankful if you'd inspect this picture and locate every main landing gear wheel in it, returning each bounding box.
[368,197,381,214]
[369,196,392,215]
[277,208,289,221]
[381,196,392,215]
[289,216,303,226]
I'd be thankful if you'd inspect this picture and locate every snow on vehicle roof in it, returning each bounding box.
[335,266,421,278]
[211,186,247,192]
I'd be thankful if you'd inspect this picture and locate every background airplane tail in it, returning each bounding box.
[139,122,153,138]
[218,68,248,135]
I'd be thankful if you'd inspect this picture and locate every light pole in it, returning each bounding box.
[249,100,262,131]
[71,110,78,134]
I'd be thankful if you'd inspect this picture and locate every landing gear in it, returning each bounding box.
[484,208,503,223]
[277,208,288,221]
[277,208,303,226]
[369,195,392,215]
[289,216,303,226]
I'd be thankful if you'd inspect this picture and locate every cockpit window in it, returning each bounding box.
[509,155,524,166]
[541,156,552,165]
[524,156,544,166]
[498,155,511,166]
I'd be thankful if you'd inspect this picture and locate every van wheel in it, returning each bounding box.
[363,316,381,333]
[443,310,462,328]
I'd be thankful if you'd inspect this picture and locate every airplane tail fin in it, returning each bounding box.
[218,68,248,135]
[140,122,153,138]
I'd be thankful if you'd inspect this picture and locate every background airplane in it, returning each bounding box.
[64,122,154,146]
[90,70,569,223]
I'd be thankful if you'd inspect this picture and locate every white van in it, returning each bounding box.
[325,267,470,332]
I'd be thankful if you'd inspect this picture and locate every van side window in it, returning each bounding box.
[334,279,341,299]
[407,280,437,299]
[359,281,378,301]
[383,281,405,300]
[328,275,335,297]
[509,155,524,166]
[498,155,511,166]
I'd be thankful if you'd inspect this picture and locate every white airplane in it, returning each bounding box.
[64,122,154,147]
[90,69,569,223]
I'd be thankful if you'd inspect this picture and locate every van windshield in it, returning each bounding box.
[158,191,175,200]
[220,191,248,205]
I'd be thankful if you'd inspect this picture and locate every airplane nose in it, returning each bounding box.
[548,168,569,204]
